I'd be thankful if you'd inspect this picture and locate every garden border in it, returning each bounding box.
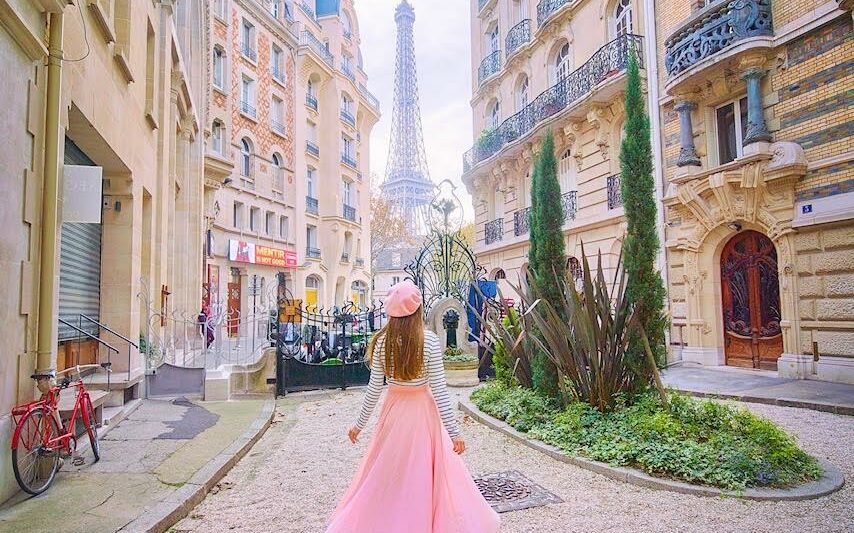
[459,396,845,501]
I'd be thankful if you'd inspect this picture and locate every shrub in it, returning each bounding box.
[443,347,476,363]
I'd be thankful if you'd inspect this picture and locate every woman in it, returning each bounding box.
[326,281,500,533]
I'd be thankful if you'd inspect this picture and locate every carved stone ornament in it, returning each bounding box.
[586,105,611,159]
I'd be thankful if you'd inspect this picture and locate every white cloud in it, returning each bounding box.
[355,0,474,221]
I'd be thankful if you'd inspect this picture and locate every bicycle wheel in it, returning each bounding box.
[84,397,100,462]
[12,407,62,495]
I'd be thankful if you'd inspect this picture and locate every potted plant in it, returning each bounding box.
[442,346,479,387]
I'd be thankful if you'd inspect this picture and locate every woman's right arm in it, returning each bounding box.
[354,338,384,431]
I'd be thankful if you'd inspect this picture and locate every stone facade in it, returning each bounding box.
[462,0,658,297]
[656,0,854,382]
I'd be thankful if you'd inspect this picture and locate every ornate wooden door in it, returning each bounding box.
[227,282,241,337]
[720,231,783,369]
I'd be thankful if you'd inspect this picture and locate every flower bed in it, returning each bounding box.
[471,382,822,491]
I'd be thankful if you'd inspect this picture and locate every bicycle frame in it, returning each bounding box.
[10,381,94,454]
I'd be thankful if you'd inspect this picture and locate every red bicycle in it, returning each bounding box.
[10,364,108,495]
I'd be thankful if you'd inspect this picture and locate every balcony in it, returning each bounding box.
[299,30,333,67]
[340,109,356,127]
[306,140,319,157]
[343,204,356,222]
[306,94,318,111]
[514,207,531,236]
[506,19,531,58]
[561,190,578,221]
[299,1,316,20]
[239,100,257,119]
[270,118,287,136]
[464,34,643,173]
[665,0,773,79]
[306,196,319,215]
[241,43,257,62]
[341,252,351,263]
[358,82,381,111]
[341,153,358,169]
[477,50,502,86]
[343,29,352,40]
[341,64,356,83]
[484,218,504,245]
[537,0,572,27]
[306,246,321,259]
[607,175,622,210]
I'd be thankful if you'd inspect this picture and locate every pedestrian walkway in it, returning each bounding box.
[662,365,854,415]
[0,397,271,533]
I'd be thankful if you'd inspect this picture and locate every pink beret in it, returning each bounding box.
[385,280,422,318]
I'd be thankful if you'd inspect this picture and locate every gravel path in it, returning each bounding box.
[174,388,854,533]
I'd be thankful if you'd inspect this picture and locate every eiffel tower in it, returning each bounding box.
[382,0,435,236]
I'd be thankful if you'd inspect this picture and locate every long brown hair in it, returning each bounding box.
[367,306,424,381]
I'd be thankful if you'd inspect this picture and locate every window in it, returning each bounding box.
[241,19,256,59]
[341,135,354,158]
[233,201,244,228]
[214,0,226,18]
[342,11,353,38]
[272,152,284,190]
[240,138,253,177]
[307,121,317,143]
[250,207,260,232]
[488,101,501,129]
[307,79,316,98]
[213,47,226,89]
[341,93,353,114]
[513,0,528,23]
[211,121,224,154]
[306,225,318,247]
[392,276,400,285]
[342,180,353,206]
[494,269,506,280]
[613,0,633,36]
[487,25,499,54]
[241,76,256,116]
[559,149,577,193]
[554,43,571,83]
[715,97,749,165]
[279,215,289,240]
[271,96,285,134]
[265,211,275,235]
[271,44,284,81]
[270,0,280,18]
[516,76,529,111]
[307,167,316,197]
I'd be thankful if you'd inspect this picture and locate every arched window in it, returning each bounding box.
[559,149,577,193]
[213,47,225,89]
[488,100,501,129]
[240,138,252,177]
[493,269,506,280]
[553,43,571,83]
[211,120,224,154]
[613,0,633,37]
[567,256,583,287]
[516,75,529,111]
[307,79,315,97]
[272,152,283,190]
[306,275,320,289]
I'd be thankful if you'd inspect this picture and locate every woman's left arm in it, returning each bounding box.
[425,333,461,438]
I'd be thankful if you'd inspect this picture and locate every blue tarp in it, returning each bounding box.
[467,281,496,342]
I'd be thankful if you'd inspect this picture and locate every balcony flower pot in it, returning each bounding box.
[443,347,479,387]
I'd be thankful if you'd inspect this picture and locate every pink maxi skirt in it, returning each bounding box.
[326,384,501,533]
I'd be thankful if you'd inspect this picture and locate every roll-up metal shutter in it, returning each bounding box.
[58,139,102,341]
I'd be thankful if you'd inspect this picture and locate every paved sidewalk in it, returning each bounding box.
[0,397,271,533]
[662,365,854,415]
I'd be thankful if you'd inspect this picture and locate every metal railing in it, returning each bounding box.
[485,218,504,245]
[343,204,356,221]
[341,64,356,82]
[299,30,333,66]
[464,34,643,173]
[358,83,380,111]
[341,153,358,168]
[343,29,352,40]
[537,0,572,27]
[306,195,319,214]
[478,0,490,12]
[306,140,319,156]
[340,109,356,126]
[306,94,318,111]
[506,19,531,57]
[561,190,578,222]
[58,317,119,386]
[513,207,530,236]
[271,118,286,136]
[272,66,286,84]
[307,246,321,259]
[240,100,257,119]
[478,50,502,85]
[299,1,316,20]
[607,174,622,209]
[665,0,773,78]
[241,43,257,62]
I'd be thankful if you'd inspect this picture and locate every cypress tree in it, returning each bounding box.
[528,130,565,399]
[619,51,667,367]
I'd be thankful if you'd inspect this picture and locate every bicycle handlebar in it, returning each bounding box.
[54,363,113,377]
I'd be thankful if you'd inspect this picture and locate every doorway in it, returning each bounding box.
[227,268,241,337]
[720,231,783,370]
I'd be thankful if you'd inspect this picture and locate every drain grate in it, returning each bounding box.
[473,470,563,513]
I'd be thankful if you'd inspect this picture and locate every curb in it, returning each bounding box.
[118,398,277,533]
[459,397,845,501]
[670,388,854,417]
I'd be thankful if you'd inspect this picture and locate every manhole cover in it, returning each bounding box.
[473,470,563,513]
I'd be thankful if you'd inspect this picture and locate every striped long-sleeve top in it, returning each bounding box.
[355,329,461,438]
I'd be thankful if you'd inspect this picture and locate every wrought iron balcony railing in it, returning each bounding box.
[478,0,489,11]
[306,246,321,259]
[561,190,578,221]
[299,30,334,66]
[477,50,502,85]
[242,44,257,62]
[537,0,572,27]
[514,207,531,236]
[271,66,286,84]
[341,153,358,168]
[358,83,380,111]
[306,94,318,111]
[306,196,319,215]
[485,218,504,245]
[506,19,531,57]
[240,100,257,119]
[341,65,356,82]
[343,204,356,222]
[340,110,356,126]
[464,34,643,173]
[665,0,773,78]
[607,175,622,210]
[306,141,319,157]
[299,1,316,20]
[270,118,286,136]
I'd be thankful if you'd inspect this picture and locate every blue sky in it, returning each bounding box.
[356,0,474,221]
